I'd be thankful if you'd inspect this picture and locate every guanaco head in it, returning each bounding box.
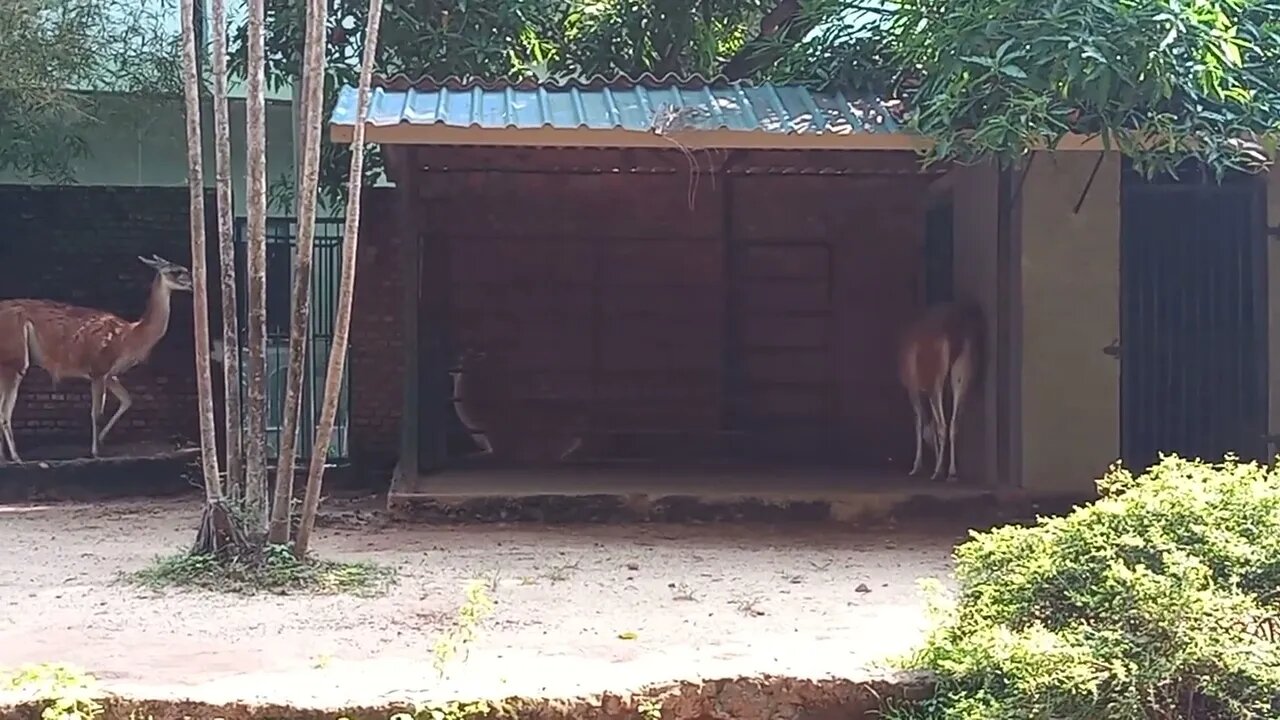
[138,254,194,293]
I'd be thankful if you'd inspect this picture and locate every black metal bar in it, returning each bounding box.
[1250,176,1269,461]
[924,195,955,305]
[1073,152,1106,214]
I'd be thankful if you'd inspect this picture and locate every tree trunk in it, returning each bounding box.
[178,0,221,497]
[210,0,243,500]
[294,0,385,557]
[243,0,270,535]
[267,0,328,544]
[180,0,233,553]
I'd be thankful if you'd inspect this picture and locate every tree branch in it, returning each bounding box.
[720,0,806,80]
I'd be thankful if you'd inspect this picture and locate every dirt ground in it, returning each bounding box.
[0,496,960,708]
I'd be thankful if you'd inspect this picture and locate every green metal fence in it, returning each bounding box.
[231,217,350,462]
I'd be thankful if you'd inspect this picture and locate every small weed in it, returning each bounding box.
[732,595,765,617]
[636,697,663,719]
[543,560,580,583]
[431,580,496,679]
[125,543,396,596]
[517,575,538,586]
[669,582,698,601]
[482,568,502,593]
[3,663,102,720]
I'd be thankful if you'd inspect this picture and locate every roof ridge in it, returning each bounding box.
[372,72,754,92]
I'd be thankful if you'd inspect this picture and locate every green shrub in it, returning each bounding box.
[889,455,1280,720]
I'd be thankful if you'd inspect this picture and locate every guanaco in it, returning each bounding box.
[897,300,984,482]
[0,255,193,461]
[450,347,585,465]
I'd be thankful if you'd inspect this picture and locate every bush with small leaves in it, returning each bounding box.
[888,455,1280,720]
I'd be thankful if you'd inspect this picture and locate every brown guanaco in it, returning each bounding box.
[0,255,193,461]
[897,300,984,482]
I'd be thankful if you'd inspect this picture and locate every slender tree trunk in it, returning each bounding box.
[180,0,241,555]
[209,0,243,500]
[267,0,328,544]
[243,0,270,535]
[294,0,384,557]
[178,0,221,498]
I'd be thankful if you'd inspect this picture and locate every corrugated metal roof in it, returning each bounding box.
[330,74,907,138]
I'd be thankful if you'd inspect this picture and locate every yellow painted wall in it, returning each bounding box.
[1018,152,1121,495]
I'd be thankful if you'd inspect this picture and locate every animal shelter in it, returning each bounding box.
[333,74,1280,511]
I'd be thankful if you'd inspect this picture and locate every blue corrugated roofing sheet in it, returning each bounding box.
[330,74,908,144]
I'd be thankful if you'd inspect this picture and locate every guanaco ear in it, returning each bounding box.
[138,255,159,268]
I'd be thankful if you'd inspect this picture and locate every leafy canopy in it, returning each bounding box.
[777,0,1280,178]
[889,456,1280,720]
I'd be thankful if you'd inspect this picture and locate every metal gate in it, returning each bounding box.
[1119,162,1267,470]
[232,217,350,461]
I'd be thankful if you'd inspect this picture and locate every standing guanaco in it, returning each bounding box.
[897,300,984,482]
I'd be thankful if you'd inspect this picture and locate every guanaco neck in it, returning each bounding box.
[127,275,173,357]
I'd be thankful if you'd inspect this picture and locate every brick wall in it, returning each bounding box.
[347,188,402,473]
[0,186,203,454]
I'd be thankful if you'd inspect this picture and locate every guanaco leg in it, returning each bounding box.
[927,375,949,481]
[944,338,977,482]
[89,378,106,457]
[97,376,132,447]
[907,389,927,476]
[0,367,24,462]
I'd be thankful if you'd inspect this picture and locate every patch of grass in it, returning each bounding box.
[125,543,397,596]
[378,700,496,720]
[2,663,102,720]
[5,663,501,720]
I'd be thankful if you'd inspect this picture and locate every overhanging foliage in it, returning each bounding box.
[776,0,1280,178]
[0,0,182,182]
